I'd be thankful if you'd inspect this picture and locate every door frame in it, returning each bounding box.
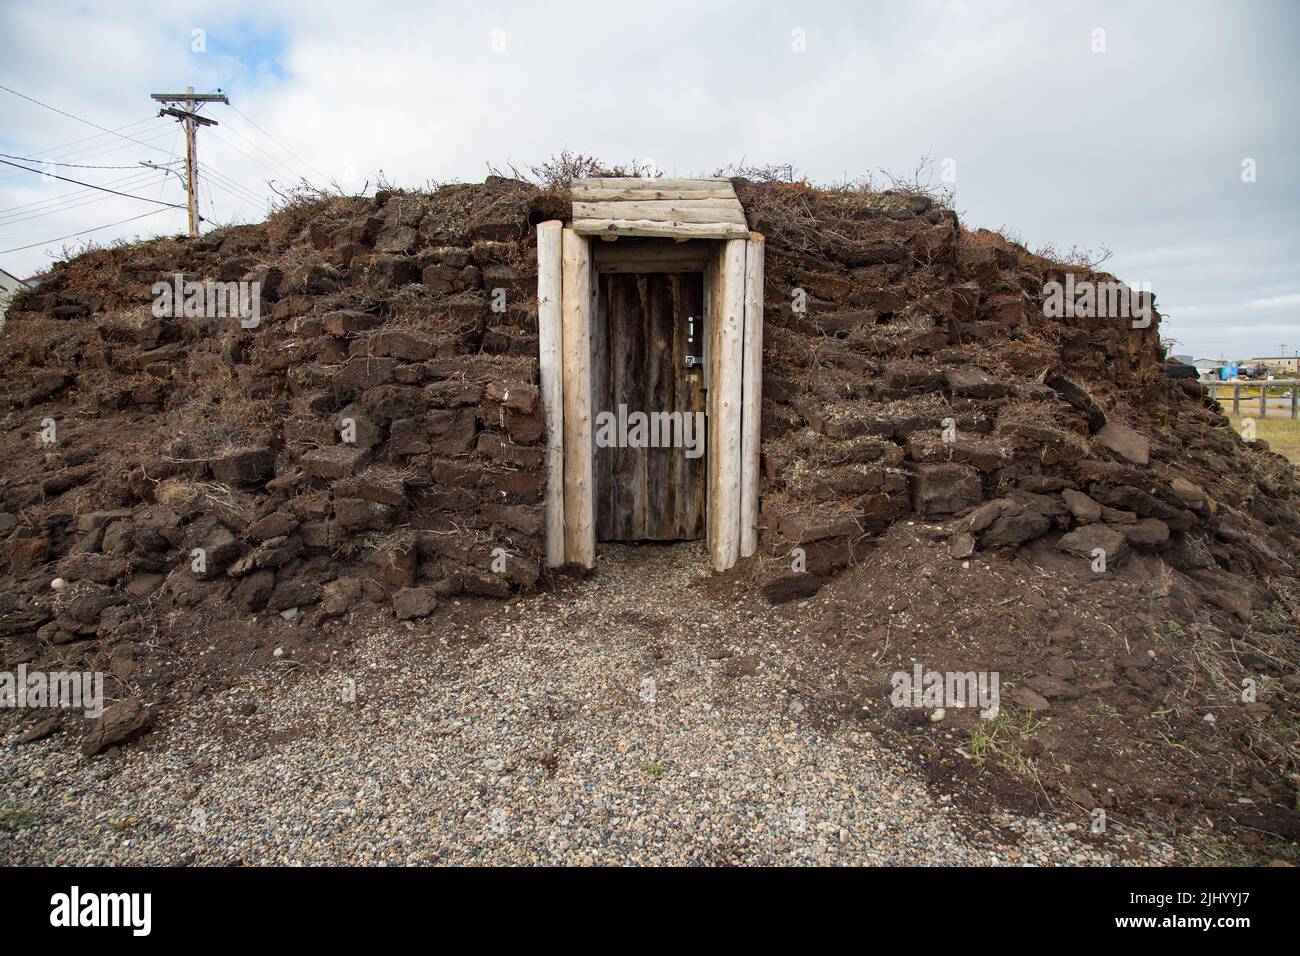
[536,222,764,572]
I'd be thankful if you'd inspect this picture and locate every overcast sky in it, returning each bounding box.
[2,0,1296,359]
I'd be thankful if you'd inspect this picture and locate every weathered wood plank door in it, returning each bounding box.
[593,272,707,541]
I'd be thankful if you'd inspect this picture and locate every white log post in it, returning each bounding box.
[561,227,596,569]
[708,237,747,572]
[739,232,765,558]
[536,221,566,568]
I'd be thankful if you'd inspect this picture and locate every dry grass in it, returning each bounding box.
[1229,416,1300,464]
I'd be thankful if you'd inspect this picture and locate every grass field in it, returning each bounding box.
[1229,416,1300,464]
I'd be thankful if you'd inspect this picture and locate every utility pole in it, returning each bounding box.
[150,86,228,237]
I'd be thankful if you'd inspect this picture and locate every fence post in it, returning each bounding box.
[1233,385,1241,415]
[1292,381,1298,420]
[1261,383,1268,418]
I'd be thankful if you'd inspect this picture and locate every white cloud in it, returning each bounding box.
[1,0,1297,356]
[1247,293,1300,309]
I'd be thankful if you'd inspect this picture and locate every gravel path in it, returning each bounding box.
[1,544,1174,865]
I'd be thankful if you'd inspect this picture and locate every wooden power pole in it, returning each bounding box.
[150,86,229,237]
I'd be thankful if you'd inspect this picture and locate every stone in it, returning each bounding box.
[1123,518,1170,548]
[322,309,381,336]
[233,568,276,612]
[945,366,1009,399]
[948,531,976,559]
[17,715,61,745]
[335,356,397,392]
[74,509,133,533]
[246,511,300,542]
[426,407,479,455]
[1100,506,1137,525]
[302,445,369,480]
[5,536,49,573]
[334,498,395,531]
[484,381,540,413]
[101,520,134,555]
[1170,476,1208,511]
[980,509,1051,548]
[968,499,1011,533]
[477,432,543,468]
[1044,374,1107,432]
[392,586,438,621]
[200,526,242,571]
[321,577,363,617]
[267,578,320,613]
[1097,421,1150,466]
[368,539,417,587]
[211,447,275,486]
[57,553,128,584]
[1056,523,1129,566]
[127,573,165,597]
[369,329,437,361]
[65,590,126,625]
[1009,687,1051,713]
[374,225,418,255]
[1061,488,1101,524]
[336,469,408,507]
[910,463,981,516]
[81,698,151,755]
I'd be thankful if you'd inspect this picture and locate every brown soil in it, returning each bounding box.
[1,173,1296,862]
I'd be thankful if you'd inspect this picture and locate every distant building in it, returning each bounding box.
[0,266,27,327]
[1249,355,1300,374]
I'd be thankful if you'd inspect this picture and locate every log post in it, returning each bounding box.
[536,221,565,568]
[739,232,765,559]
[707,238,747,572]
[561,228,596,568]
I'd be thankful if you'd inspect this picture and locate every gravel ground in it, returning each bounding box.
[1,543,1176,865]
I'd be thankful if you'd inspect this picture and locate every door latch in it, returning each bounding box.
[685,314,700,370]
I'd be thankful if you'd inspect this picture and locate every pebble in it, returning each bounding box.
[0,544,1173,866]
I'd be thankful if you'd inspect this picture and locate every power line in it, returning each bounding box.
[217,122,312,182]
[201,163,269,206]
[0,125,180,182]
[0,168,166,217]
[0,84,176,157]
[202,170,268,210]
[0,176,171,228]
[0,152,163,171]
[207,128,304,184]
[0,174,168,226]
[228,103,331,183]
[0,158,188,211]
[0,209,162,255]
[6,117,158,167]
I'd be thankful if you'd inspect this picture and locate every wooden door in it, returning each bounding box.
[593,272,707,541]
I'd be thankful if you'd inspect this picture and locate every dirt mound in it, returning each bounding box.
[1,173,1296,855]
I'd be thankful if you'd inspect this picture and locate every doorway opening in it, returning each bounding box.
[535,177,764,572]
[593,267,707,542]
